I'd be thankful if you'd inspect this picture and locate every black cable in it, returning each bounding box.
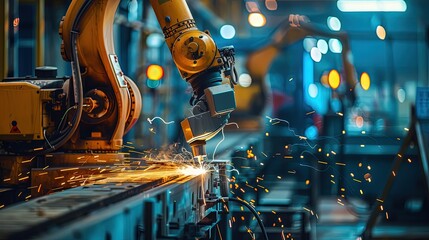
[29,0,92,155]
[220,197,269,240]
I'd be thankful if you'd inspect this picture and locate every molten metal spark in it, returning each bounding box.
[147,116,175,125]
[178,165,207,176]
[266,116,317,149]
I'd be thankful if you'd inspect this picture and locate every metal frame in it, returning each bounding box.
[0,0,8,79]
[0,172,220,240]
[361,108,429,239]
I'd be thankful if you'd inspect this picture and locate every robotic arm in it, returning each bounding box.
[0,0,236,160]
[60,0,236,157]
[150,0,237,158]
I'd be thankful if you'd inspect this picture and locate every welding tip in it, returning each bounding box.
[190,140,207,158]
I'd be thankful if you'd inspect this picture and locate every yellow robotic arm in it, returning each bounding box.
[0,0,235,159]
[61,0,237,157]
[59,0,141,152]
[150,0,237,157]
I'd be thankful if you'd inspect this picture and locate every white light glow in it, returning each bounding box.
[308,83,319,98]
[238,73,252,87]
[337,0,407,12]
[329,38,343,53]
[220,24,236,39]
[303,38,317,52]
[397,88,406,103]
[327,16,341,31]
[317,39,328,54]
[146,33,164,48]
[248,12,266,27]
[310,47,322,62]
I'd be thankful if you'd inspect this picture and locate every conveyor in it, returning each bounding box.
[0,161,229,240]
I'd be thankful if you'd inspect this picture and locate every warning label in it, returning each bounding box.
[10,120,21,133]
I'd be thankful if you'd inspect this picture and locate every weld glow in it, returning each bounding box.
[179,166,207,176]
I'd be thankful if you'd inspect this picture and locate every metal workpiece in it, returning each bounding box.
[0,161,230,240]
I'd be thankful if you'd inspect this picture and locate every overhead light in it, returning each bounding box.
[248,12,266,27]
[220,24,236,39]
[337,0,407,12]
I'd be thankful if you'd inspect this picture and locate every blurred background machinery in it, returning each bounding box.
[2,0,429,239]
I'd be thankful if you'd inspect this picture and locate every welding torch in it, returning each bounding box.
[149,0,237,159]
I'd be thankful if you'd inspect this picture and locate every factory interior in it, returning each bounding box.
[1,0,429,239]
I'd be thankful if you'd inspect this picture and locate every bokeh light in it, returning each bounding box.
[317,39,328,54]
[320,72,329,87]
[397,88,406,103]
[308,83,319,98]
[248,12,266,27]
[327,16,341,31]
[305,125,318,140]
[376,25,386,40]
[303,38,317,52]
[238,73,252,87]
[310,47,322,62]
[146,64,164,81]
[356,116,364,128]
[146,33,164,48]
[328,69,341,89]
[360,72,371,90]
[220,24,236,39]
[329,38,343,53]
[265,0,278,10]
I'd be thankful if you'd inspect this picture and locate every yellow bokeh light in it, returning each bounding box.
[376,25,386,40]
[248,12,266,27]
[328,69,341,90]
[146,64,164,80]
[360,72,370,90]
